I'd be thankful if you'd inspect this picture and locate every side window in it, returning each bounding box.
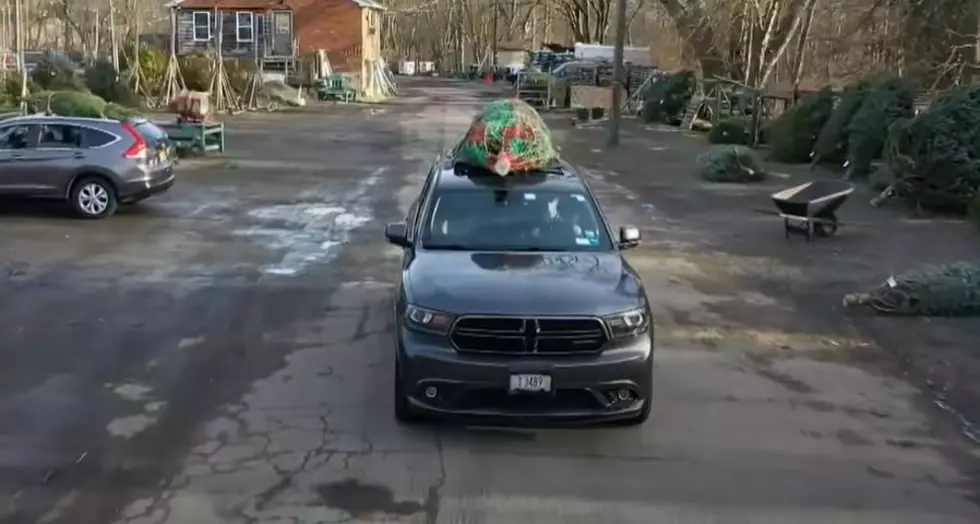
[79,128,116,148]
[38,124,82,148]
[0,124,38,150]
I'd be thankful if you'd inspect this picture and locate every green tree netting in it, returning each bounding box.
[640,70,695,124]
[845,77,916,177]
[707,116,752,145]
[884,83,980,213]
[843,262,980,316]
[454,98,557,175]
[698,145,766,182]
[767,87,835,163]
[813,81,871,165]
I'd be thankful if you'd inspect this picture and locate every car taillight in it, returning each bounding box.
[121,121,147,159]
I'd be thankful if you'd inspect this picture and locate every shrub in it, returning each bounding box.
[179,52,213,91]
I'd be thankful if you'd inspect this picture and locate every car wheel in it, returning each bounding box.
[70,176,118,219]
[394,360,420,424]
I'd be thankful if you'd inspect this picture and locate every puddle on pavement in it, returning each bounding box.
[315,478,423,518]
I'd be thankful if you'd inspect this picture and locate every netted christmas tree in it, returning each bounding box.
[707,116,752,145]
[813,81,871,166]
[767,87,835,163]
[454,98,557,175]
[640,70,696,124]
[884,83,980,213]
[843,262,980,316]
[698,145,766,182]
[845,77,916,178]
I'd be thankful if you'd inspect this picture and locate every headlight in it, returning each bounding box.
[404,304,456,334]
[603,308,649,339]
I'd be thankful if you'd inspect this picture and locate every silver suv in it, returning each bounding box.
[0,115,175,219]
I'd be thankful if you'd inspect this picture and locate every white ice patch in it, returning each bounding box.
[233,167,385,277]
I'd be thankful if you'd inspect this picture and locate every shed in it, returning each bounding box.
[170,0,383,89]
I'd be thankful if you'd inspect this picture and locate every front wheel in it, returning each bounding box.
[70,177,118,219]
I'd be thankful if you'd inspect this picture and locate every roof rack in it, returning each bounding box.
[451,160,568,179]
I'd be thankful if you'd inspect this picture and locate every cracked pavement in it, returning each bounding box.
[2,78,980,523]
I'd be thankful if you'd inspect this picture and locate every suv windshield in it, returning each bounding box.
[421,187,612,252]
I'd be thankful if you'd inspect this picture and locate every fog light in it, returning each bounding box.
[617,388,630,401]
[424,386,438,399]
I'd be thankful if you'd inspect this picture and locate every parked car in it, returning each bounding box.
[0,115,175,218]
[385,155,654,426]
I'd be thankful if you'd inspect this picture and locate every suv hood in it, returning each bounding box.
[406,251,645,316]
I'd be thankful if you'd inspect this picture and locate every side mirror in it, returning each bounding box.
[384,222,411,247]
[618,225,641,249]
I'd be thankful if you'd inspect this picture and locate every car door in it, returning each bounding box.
[0,123,41,194]
[16,123,86,196]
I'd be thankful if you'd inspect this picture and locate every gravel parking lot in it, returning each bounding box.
[1,78,978,524]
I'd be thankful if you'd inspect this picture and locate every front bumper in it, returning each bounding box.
[397,327,653,425]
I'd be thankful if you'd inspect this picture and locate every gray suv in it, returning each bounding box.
[385,157,653,426]
[0,115,175,219]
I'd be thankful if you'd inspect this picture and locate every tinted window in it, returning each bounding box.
[0,124,37,150]
[421,187,612,252]
[134,121,168,146]
[79,127,117,148]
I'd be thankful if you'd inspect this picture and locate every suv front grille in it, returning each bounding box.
[450,316,607,355]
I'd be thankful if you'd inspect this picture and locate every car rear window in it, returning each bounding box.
[421,187,613,252]
[133,121,168,146]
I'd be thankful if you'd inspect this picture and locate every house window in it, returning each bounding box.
[192,11,211,41]
[236,12,254,43]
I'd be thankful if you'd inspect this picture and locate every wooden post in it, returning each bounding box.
[108,0,119,73]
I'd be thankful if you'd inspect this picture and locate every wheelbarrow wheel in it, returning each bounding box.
[814,214,839,237]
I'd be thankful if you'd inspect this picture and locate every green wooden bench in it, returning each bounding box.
[314,75,357,103]
[156,120,226,156]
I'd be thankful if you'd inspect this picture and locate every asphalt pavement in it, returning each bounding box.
[1,78,979,524]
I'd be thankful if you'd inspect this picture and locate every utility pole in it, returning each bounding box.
[606,0,628,147]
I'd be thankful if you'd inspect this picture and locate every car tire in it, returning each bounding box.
[394,360,420,424]
[69,176,118,219]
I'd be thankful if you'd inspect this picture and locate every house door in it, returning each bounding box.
[271,11,293,56]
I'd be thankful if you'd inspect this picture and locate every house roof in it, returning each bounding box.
[172,0,384,10]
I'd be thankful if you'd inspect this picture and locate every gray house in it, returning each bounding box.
[165,0,294,62]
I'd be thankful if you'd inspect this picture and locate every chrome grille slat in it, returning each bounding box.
[450,316,607,355]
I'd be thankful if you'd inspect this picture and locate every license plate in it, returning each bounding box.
[509,374,551,392]
[158,151,167,162]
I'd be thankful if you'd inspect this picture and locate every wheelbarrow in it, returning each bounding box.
[768,180,855,241]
